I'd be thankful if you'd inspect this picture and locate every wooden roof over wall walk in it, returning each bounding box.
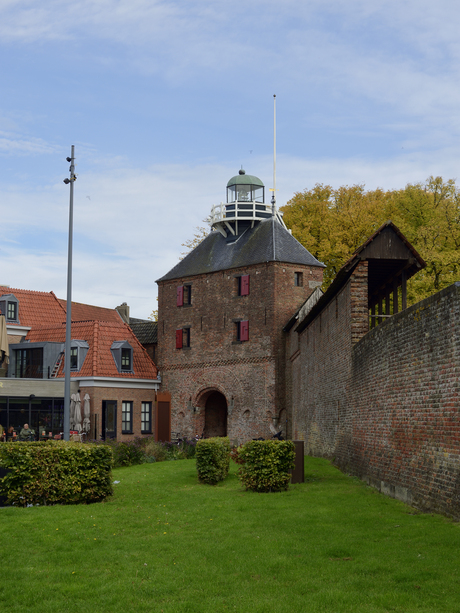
[290,221,426,334]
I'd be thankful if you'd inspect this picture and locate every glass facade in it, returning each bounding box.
[0,397,64,440]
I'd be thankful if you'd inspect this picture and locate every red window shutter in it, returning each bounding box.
[241,275,250,296]
[176,329,183,349]
[240,320,249,341]
[177,286,184,306]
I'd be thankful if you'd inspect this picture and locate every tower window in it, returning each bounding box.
[294,272,303,287]
[235,320,249,342]
[238,275,250,296]
[177,284,192,306]
[176,327,191,349]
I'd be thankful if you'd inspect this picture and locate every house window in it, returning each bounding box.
[121,348,132,371]
[0,294,19,323]
[294,272,303,287]
[111,341,134,373]
[14,348,43,378]
[235,320,249,342]
[141,402,152,433]
[67,340,89,373]
[176,328,191,349]
[238,275,250,296]
[7,301,17,321]
[177,284,192,306]
[122,401,133,434]
[70,347,78,370]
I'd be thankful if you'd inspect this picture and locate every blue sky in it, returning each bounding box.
[2,0,460,317]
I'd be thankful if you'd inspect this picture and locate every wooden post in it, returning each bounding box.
[393,278,399,314]
[401,270,407,310]
[385,286,391,316]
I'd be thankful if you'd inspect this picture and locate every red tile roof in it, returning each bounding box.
[27,321,158,379]
[57,299,123,323]
[0,286,124,326]
[0,286,66,327]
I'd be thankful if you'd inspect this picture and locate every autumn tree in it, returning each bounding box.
[180,222,210,260]
[281,177,460,306]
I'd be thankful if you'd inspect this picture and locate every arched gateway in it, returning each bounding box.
[204,391,227,438]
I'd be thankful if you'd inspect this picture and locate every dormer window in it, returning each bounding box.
[0,294,19,324]
[111,341,134,373]
[70,347,78,369]
[121,348,132,371]
[7,301,17,320]
[68,340,89,372]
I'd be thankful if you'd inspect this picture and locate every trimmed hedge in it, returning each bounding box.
[196,437,231,485]
[235,440,295,492]
[0,441,113,506]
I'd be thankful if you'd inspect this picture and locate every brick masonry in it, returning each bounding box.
[290,267,460,517]
[83,385,157,441]
[158,260,323,444]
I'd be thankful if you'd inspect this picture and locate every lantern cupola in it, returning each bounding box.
[210,169,286,241]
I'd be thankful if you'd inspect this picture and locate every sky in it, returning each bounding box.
[2,0,460,318]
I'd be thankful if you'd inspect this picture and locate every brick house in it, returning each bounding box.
[0,287,160,440]
[156,169,325,443]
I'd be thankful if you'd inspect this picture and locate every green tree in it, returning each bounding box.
[281,177,460,306]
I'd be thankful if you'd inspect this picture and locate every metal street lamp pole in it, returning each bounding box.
[63,146,76,441]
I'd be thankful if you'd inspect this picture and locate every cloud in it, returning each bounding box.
[0,132,60,155]
[2,146,460,317]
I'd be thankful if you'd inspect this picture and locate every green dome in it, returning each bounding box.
[226,169,264,188]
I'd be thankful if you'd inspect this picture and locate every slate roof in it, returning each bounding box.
[129,318,158,344]
[157,217,325,282]
[58,299,123,323]
[0,286,66,327]
[27,321,158,379]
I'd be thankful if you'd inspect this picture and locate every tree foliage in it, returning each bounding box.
[280,176,460,306]
[180,224,209,260]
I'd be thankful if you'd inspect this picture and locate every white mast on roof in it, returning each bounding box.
[271,94,277,216]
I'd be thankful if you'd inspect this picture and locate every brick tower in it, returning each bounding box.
[157,169,325,444]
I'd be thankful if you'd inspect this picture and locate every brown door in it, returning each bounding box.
[155,392,171,441]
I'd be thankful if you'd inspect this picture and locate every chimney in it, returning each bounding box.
[116,302,130,324]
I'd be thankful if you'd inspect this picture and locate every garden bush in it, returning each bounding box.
[142,437,197,462]
[196,437,231,484]
[235,440,295,492]
[105,438,146,467]
[0,441,113,506]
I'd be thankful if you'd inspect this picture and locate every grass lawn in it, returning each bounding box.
[1,457,460,612]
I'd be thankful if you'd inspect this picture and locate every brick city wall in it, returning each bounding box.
[158,261,323,443]
[288,261,368,454]
[291,270,460,517]
[336,282,460,517]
